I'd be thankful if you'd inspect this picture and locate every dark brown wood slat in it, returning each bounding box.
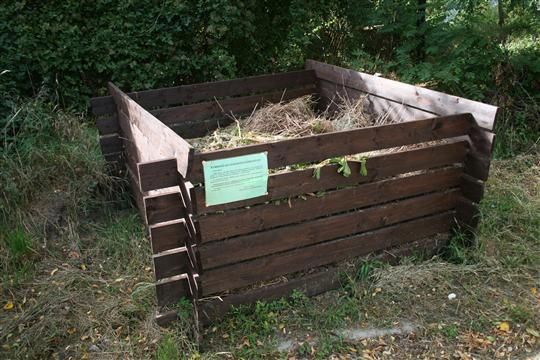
[108,82,194,178]
[455,196,480,230]
[154,86,316,126]
[306,59,499,130]
[153,248,189,280]
[138,158,180,192]
[201,212,453,295]
[199,190,459,270]
[145,192,185,225]
[170,117,234,139]
[149,219,189,254]
[460,174,485,203]
[103,152,123,163]
[199,268,340,324]
[465,151,491,181]
[196,167,463,242]
[192,141,469,214]
[95,114,120,135]
[156,275,191,307]
[90,96,116,116]
[469,125,495,157]
[126,164,148,223]
[91,70,317,116]
[99,133,122,154]
[188,114,473,182]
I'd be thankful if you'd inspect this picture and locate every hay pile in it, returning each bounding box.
[189,94,392,152]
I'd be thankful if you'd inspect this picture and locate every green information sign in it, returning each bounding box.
[203,152,269,206]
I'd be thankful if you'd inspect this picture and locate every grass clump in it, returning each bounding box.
[0,91,111,226]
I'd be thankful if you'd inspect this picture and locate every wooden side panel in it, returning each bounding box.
[108,82,194,178]
[306,59,499,130]
[192,141,468,214]
[197,167,462,242]
[153,86,315,126]
[199,190,459,270]
[199,268,340,324]
[201,212,454,295]
[188,114,473,182]
[91,70,317,118]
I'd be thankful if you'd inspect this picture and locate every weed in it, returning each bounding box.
[439,323,459,339]
[156,334,179,360]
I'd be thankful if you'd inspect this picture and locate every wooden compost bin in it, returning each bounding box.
[90,60,498,325]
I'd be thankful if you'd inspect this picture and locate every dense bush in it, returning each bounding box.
[0,0,365,111]
[1,0,538,154]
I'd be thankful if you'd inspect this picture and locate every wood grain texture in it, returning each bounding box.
[156,274,191,307]
[192,140,469,214]
[198,268,340,324]
[199,189,459,269]
[108,82,194,178]
[138,158,180,192]
[196,167,463,242]
[149,219,189,254]
[153,248,189,280]
[460,174,485,203]
[188,114,473,182]
[306,59,499,130]
[145,192,185,225]
[201,212,454,295]
[91,70,316,116]
[153,86,315,126]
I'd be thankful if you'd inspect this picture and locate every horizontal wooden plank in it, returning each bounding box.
[153,248,189,280]
[95,114,120,135]
[455,196,480,230]
[196,166,463,242]
[91,70,317,116]
[154,86,316,126]
[99,133,122,154]
[306,59,499,130]
[149,219,189,254]
[156,274,191,307]
[138,158,180,192]
[201,212,454,295]
[108,82,194,178]
[198,268,340,324]
[199,189,459,270]
[145,192,185,225]
[465,151,491,181]
[103,152,123,164]
[460,174,484,203]
[170,117,234,139]
[188,113,473,182]
[192,140,469,214]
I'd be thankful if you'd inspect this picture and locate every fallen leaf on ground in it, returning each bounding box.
[498,322,511,332]
[526,328,539,337]
[3,301,14,310]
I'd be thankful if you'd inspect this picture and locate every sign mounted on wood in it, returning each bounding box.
[203,152,268,206]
